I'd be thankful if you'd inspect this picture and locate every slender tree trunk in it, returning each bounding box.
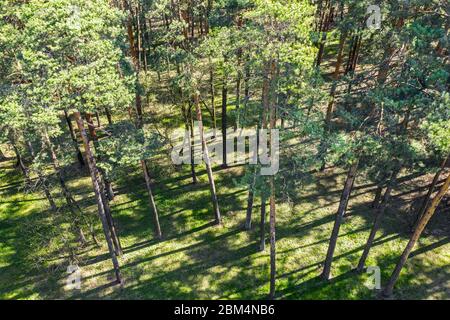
[325,82,337,128]
[333,31,347,79]
[321,160,359,280]
[141,160,162,239]
[268,59,277,300]
[105,107,113,125]
[85,113,115,200]
[79,115,122,254]
[64,110,85,167]
[209,62,216,134]
[382,170,450,297]
[412,155,449,230]
[194,92,221,224]
[357,167,400,272]
[182,105,198,184]
[221,76,228,168]
[11,139,31,184]
[260,195,267,251]
[73,111,122,284]
[371,185,383,209]
[269,177,276,299]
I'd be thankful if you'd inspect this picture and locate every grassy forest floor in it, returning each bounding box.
[1,151,449,299]
[1,33,449,300]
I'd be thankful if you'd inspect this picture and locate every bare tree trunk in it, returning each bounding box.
[268,59,277,300]
[209,61,216,134]
[141,159,162,239]
[85,113,115,201]
[269,177,276,299]
[357,167,400,272]
[64,109,85,167]
[105,107,113,125]
[321,160,359,280]
[182,105,198,184]
[333,31,347,79]
[383,170,450,297]
[73,111,122,284]
[412,155,449,230]
[371,185,383,209]
[260,195,266,251]
[221,76,228,168]
[194,92,221,224]
[10,137,31,185]
[78,114,121,253]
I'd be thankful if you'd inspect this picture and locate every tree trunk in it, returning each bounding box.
[268,59,277,300]
[221,76,228,168]
[64,110,85,167]
[333,31,347,79]
[194,92,221,224]
[321,160,359,280]
[85,113,115,201]
[357,167,400,272]
[11,140,31,185]
[73,111,122,284]
[141,159,162,239]
[105,107,113,125]
[182,105,198,184]
[325,82,337,129]
[260,195,267,251]
[79,114,121,253]
[382,170,450,297]
[412,155,449,230]
[371,185,383,209]
[269,177,276,299]
[209,62,216,134]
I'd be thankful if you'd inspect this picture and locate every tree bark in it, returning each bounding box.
[268,59,277,300]
[209,61,216,134]
[221,75,228,168]
[357,167,400,272]
[141,159,162,239]
[382,170,450,297]
[269,177,276,299]
[321,160,359,280]
[412,155,449,230]
[371,185,384,209]
[194,92,221,224]
[73,111,122,284]
[260,195,266,251]
[333,31,347,79]
[64,110,85,167]
[182,105,198,184]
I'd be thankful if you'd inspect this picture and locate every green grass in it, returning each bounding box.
[0,154,449,300]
